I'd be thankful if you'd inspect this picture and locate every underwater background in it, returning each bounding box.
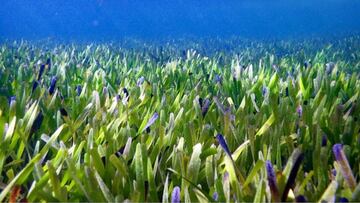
[1,1,360,202]
[1,0,360,41]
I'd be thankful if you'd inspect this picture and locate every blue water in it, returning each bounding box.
[0,0,359,41]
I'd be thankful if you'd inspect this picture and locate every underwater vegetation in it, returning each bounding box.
[0,36,360,202]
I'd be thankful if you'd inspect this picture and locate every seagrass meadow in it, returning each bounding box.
[0,36,360,202]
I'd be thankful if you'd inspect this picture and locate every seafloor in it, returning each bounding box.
[0,36,359,202]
